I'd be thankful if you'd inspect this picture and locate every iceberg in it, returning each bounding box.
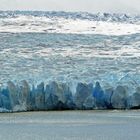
[0,80,140,112]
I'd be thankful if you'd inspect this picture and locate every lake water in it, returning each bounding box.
[0,110,140,140]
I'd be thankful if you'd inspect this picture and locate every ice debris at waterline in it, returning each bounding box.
[0,80,140,112]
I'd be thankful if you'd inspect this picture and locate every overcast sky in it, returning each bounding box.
[0,0,140,14]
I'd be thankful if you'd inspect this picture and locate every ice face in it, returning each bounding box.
[75,83,92,109]
[0,80,140,112]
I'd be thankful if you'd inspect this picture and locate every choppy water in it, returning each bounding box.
[0,111,140,140]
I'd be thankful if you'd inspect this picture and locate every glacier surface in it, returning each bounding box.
[0,11,140,35]
[0,11,140,112]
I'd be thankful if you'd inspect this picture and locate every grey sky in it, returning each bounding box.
[0,0,140,14]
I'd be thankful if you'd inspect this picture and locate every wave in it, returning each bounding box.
[0,80,140,112]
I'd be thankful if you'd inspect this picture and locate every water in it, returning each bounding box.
[0,110,140,140]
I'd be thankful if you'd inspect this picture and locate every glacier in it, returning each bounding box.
[0,11,140,112]
[0,80,140,112]
[0,11,140,35]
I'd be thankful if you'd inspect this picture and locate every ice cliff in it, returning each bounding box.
[0,80,140,112]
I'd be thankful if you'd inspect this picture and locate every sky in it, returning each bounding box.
[0,0,140,14]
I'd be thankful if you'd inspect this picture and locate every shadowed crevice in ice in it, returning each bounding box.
[0,80,140,112]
